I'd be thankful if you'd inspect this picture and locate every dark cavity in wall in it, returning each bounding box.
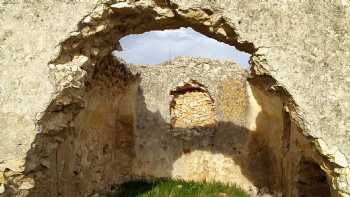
[297,157,331,197]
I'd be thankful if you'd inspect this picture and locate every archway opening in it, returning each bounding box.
[112,27,251,69]
[14,3,335,197]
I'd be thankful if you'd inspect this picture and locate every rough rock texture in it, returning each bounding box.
[129,57,255,192]
[1,0,350,196]
[129,57,247,139]
[170,84,216,132]
[0,0,97,195]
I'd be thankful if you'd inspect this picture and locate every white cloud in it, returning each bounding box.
[112,27,251,68]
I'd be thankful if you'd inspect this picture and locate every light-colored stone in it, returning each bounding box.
[111,2,132,9]
[18,180,34,190]
[335,151,349,168]
[1,0,350,196]
[0,184,5,194]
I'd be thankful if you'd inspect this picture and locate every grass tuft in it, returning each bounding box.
[112,179,250,197]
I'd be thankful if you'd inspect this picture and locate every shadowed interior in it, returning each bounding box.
[19,54,332,197]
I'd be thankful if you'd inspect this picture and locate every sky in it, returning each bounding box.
[112,27,251,69]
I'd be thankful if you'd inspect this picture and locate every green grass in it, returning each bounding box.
[112,179,250,197]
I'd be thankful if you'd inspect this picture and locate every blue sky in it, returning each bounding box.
[112,27,251,69]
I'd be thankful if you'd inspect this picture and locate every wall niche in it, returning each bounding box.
[170,80,216,138]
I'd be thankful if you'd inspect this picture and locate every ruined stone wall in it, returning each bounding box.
[246,80,334,196]
[128,57,255,192]
[8,56,140,197]
[1,0,350,196]
[129,57,339,196]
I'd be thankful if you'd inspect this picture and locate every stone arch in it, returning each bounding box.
[3,1,344,197]
[52,2,256,66]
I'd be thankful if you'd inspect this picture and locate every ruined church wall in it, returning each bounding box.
[128,57,256,192]
[1,0,350,196]
[129,57,338,196]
